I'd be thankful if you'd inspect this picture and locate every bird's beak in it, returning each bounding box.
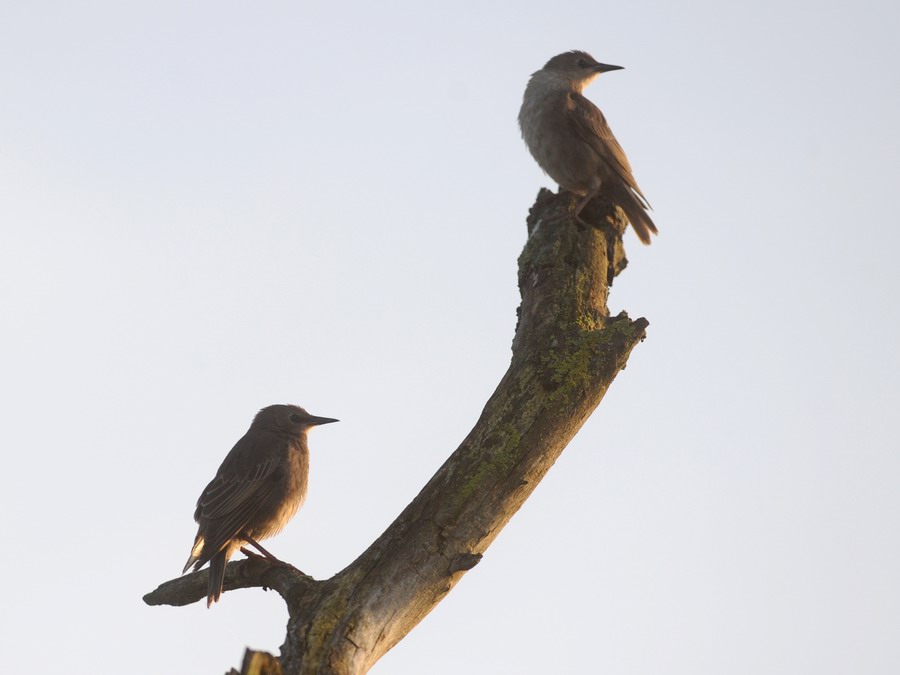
[307,415,339,426]
[593,63,624,73]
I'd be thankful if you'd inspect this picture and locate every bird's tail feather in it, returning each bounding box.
[618,189,658,245]
[207,551,226,608]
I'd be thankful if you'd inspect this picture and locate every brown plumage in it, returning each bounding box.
[182,404,338,607]
[518,50,658,244]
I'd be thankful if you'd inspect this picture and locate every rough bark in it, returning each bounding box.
[144,190,650,674]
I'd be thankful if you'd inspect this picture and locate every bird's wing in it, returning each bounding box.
[200,455,280,518]
[567,92,650,207]
[192,435,286,562]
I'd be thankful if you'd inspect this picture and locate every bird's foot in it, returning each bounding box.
[574,215,593,230]
[239,546,271,562]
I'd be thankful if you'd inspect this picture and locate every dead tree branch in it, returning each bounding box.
[144,190,649,674]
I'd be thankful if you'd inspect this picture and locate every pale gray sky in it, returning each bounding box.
[2,1,899,673]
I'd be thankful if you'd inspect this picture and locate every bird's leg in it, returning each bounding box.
[241,536,301,572]
[573,191,594,217]
[241,535,283,562]
[570,191,600,229]
[535,186,601,239]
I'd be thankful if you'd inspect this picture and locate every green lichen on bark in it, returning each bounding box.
[457,424,523,505]
[544,331,606,397]
[540,313,646,408]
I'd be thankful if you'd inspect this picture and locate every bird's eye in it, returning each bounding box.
[289,414,302,424]
[576,59,588,68]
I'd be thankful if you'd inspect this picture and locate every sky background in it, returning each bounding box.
[2,1,899,673]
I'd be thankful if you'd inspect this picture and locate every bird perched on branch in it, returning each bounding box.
[182,404,338,606]
[518,50,658,244]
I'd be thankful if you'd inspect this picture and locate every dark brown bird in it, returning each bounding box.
[183,404,338,606]
[518,50,658,244]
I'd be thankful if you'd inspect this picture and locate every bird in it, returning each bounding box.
[518,50,658,244]
[182,404,338,607]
